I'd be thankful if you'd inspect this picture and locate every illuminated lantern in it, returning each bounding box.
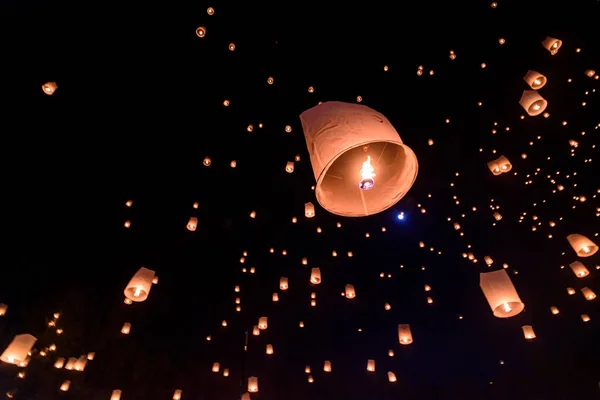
[585,69,595,78]
[581,314,590,322]
[252,326,260,336]
[75,355,87,371]
[272,293,279,302]
[305,202,315,218]
[60,380,71,391]
[258,317,268,330]
[367,359,375,372]
[248,377,258,392]
[519,90,548,116]
[187,217,198,231]
[523,70,547,90]
[300,101,418,217]
[65,358,77,370]
[345,284,356,298]
[87,352,95,360]
[398,324,413,345]
[581,287,596,300]
[493,212,502,221]
[484,256,494,266]
[302,257,308,265]
[173,390,182,400]
[453,222,460,230]
[42,81,58,95]
[124,267,156,302]
[567,287,576,295]
[280,277,289,291]
[542,36,562,55]
[121,323,131,334]
[569,261,589,277]
[522,325,536,339]
[550,306,560,315]
[0,334,36,365]
[388,372,397,382]
[310,268,321,284]
[480,270,524,317]
[212,363,220,372]
[111,390,122,400]
[203,157,211,166]
[223,369,229,377]
[242,394,251,400]
[54,358,65,368]
[285,162,294,173]
[195,27,206,37]
[0,303,7,316]
[566,234,598,257]
[487,156,512,175]
[266,344,274,354]
[323,360,332,372]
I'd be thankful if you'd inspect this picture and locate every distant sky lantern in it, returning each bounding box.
[223,99,230,106]
[542,36,562,55]
[302,257,308,265]
[207,7,214,15]
[487,155,512,175]
[367,359,375,372]
[566,234,598,257]
[585,69,595,78]
[493,212,502,220]
[388,372,397,382]
[124,267,156,302]
[42,81,58,95]
[285,161,294,173]
[111,390,122,400]
[0,334,36,365]
[308,86,314,92]
[54,358,65,368]
[250,211,256,218]
[280,277,289,290]
[87,352,95,360]
[228,43,235,51]
[499,38,505,44]
[125,200,133,207]
[345,284,356,298]
[310,268,321,284]
[258,317,268,330]
[248,377,258,392]
[522,325,536,339]
[266,344,274,354]
[581,314,590,322]
[242,394,251,400]
[519,90,548,116]
[581,287,596,300]
[550,306,560,315]
[230,160,237,168]
[212,363,220,372]
[300,101,418,217]
[484,256,494,266]
[60,380,71,391]
[124,220,131,228]
[569,261,589,277]
[267,76,274,84]
[223,369,229,377]
[397,324,413,345]
[173,389,182,400]
[193,202,199,208]
[285,125,292,132]
[0,304,7,316]
[480,270,525,318]
[323,360,332,372]
[252,326,260,336]
[121,323,131,334]
[295,154,301,162]
[187,217,198,231]
[523,70,547,90]
[195,27,206,37]
[567,287,576,295]
[65,358,77,370]
[203,157,211,166]
[305,202,315,217]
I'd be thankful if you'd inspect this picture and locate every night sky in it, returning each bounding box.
[2,1,599,399]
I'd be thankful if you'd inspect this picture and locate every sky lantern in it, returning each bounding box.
[487,156,512,175]
[519,90,548,116]
[0,303,7,316]
[367,359,375,372]
[124,267,156,302]
[242,394,251,400]
[522,325,536,340]
[60,380,71,391]
[285,161,294,173]
[581,287,596,300]
[121,323,131,334]
[280,277,289,290]
[187,217,198,231]
[523,70,547,89]
[305,202,315,218]
[248,377,258,392]
[54,357,65,368]
[212,362,220,372]
[310,268,321,284]
[397,324,413,345]
[195,27,206,37]
[323,360,332,372]
[569,261,589,278]
[479,270,525,318]
[42,81,58,95]
[550,306,560,315]
[388,372,397,382]
[566,234,598,257]
[173,389,182,399]
[266,344,274,354]
[0,334,37,365]
[584,69,595,78]
[111,390,122,400]
[542,36,562,55]
[299,101,418,217]
[581,314,591,322]
[345,284,356,298]
[258,317,268,330]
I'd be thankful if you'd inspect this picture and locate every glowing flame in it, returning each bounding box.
[582,246,590,253]
[502,302,512,313]
[134,288,142,297]
[534,79,541,85]
[359,156,376,190]
[533,104,541,111]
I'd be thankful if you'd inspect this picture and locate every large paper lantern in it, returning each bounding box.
[124,267,156,302]
[519,90,547,116]
[248,377,258,392]
[522,325,536,339]
[304,202,315,218]
[523,70,547,90]
[0,334,37,365]
[569,261,589,278]
[566,234,598,257]
[397,324,413,345]
[542,36,562,55]
[479,270,525,318]
[300,101,418,217]
[487,156,512,175]
[310,268,321,284]
[111,390,122,400]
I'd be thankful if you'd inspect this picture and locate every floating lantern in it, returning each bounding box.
[280,277,289,290]
[75,355,87,371]
[367,359,375,372]
[253,326,260,336]
[54,358,65,368]
[479,270,525,318]
[345,284,356,298]
[493,212,502,221]
[121,323,131,334]
[566,234,598,257]
[585,69,595,78]
[523,70,547,90]
[542,36,562,55]
[248,377,258,392]
[522,325,536,339]
[581,287,596,300]
[519,90,548,116]
[581,314,590,322]
[0,304,7,316]
[187,217,198,231]
[212,363,220,372]
[65,358,77,370]
[87,352,95,360]
[300,101,418,217]
[388,372,397,382]
[173,389,182,400]
[42,81,58,95]
[272,293,279,302]
[550,306,560,315]
[195,27,206,37]
[111,390,122,400]
[223,369,229,377]
[567,287,576,295]
[397,324,413,345]
[60,380,71,391]
[569,261,589,277]
[487,156,512,175]
[302,257,308,265]
[305,202,315,218]
[323,360,332,372]
[310,268,321,284]
[266,344,274,354]
[286,162,294,173]
[484,256,494,266]
[258,317,268,330]
[0,334,37,365]
[203,157,211,166]
[124,267,156,302]
[242,394,251,400]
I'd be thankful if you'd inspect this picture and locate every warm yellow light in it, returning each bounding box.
[502,302,512,313]
[133,288,142,297]
[359,156,376,190]
[583,246,590,253]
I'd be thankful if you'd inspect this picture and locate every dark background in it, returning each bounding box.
[1,0,599,399]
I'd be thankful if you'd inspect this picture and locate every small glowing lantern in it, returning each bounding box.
[345,284,356,298]
[258,317,268,330]
[550,306,560,315]
[0,334,36,365]
[187,217,198,231]
[484,256,494,266]
[299,321,304,328]
[305,202,315,218]
[584,69,595,78]
[121,323,131,334]
[252,326,260,336]
[124,267,156,302]
[523,70,547,90]
[65,358,77,370]
[367,359,375,372]
[212,363,220,372]
[567,287,576,295]
[280,277,289,291]
[54,358,65,368]
[581,314,590,322]
[519,90,548,116]
[242,394,251,400]
[300,101,418,217]
[323,360,332,372]
[60,380,71,391]
[203,157,211,166]
[581,287,596,300]
[250,211,256,218]
[195,27,206,37]
[388,372,397,382]
[384,302,391,310]
[569,261,589,277]
[542,36,562,55]
[223,369,229,377]
[87,352,95,360]
[487,156,512,175]
[522,325,536,339]
[272,293,279,302]
[566,234,598,257]
[493,212,502,221]
[75,355,87,371]
[310,268,321,284]
[42,81,58,95]
[398,324,413,345]
[480,270,525,318]
[111,390,122,400]
[248,377,258,392]
[266,344,274,354]
[173,389,182,400]
[0,304,7,316]
[285,162,294,173]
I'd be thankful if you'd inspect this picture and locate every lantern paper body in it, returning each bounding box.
[258,317,268,330]
[212,363,220,372]
[300,101,418,217]
[305,202,315,218]
[487,156,512,175]
[523,70,547,90]
[54,357,65,369]
[566,234,598,257]
[519,90,548,116]
[542,36,562,55]
[75,356,88,371]
[581,314,590,322]
[324,360,332,372]
[581,287,596,300]
[248,377,258,392]
[367,359,376,372]
[242,393,251,400]
[111,390,122,400]
[65,358,77,370]
[124,267,156,302]
[397,324,413,345]
[60,380,71,391]
[569,261,589,278]
[0,334,37,365]
[42,81,58,95]
[187,217,198,231]
[388,371,397,382]
[266,344,274,354]
[280,277,289,291]
[310,268,321,284]
[173,389,182,400]
[0,303,7,316]
[550,306,560,315]
[479,270,525,318]
[285,161,294,173]
[522,325,536,339]
[121,323,131,334]
[345,284,356,298]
